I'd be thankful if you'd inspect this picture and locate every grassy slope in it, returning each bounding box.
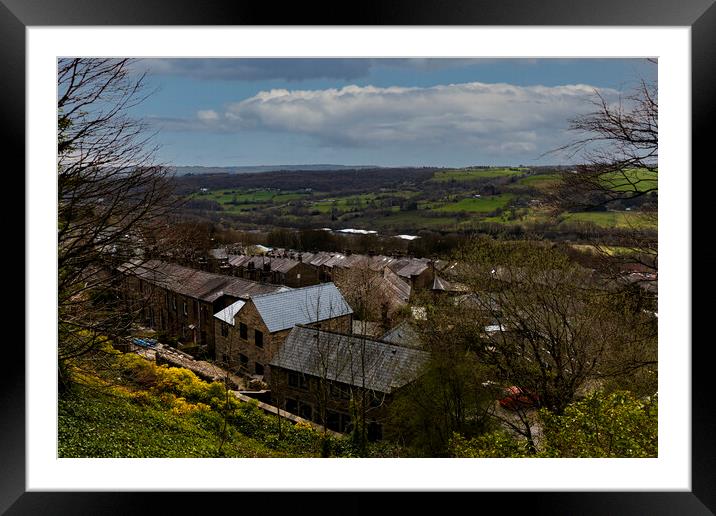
[58,385,285,458]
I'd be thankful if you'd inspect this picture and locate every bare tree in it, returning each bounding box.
[548,60,658,275]
[57,58,179,387]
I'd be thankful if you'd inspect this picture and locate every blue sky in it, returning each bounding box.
[131,58,656,168]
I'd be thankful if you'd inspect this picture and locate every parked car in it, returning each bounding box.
[498,386,539,410]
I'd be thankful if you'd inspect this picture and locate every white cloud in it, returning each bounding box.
[169,81,618,158]
[196,109,219,122]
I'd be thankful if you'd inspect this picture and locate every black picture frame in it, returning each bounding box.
[4,0,713,514]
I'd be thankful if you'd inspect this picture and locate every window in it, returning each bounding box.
[255,329,263,348]
[288,372,308,390]
[222,353,229,364]
[331,383,351,400]
[193,300,198,318]
[288,372,299,387]
[172,296,177,311]
[255,362,264,375]
[220,323,228,337]
[239,323,248,340]
[239,354,248,366]
[183,302,187,316]
[285,398,298,414]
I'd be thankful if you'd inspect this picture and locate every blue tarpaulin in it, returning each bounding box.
[132,337,157,348]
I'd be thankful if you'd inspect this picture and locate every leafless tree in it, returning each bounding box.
[547,59,658,275]
[57,58,180,387]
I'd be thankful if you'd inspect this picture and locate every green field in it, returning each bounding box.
[518,173,562,189]
[312,193,378,213]
[427,194,514,213]
[602,169,658,193]
[560,211,657,229]
[430,167,528,182]
[311,191,418,214]
[198,188,311,206]
[184,169,656,233]
[366,211,460,230]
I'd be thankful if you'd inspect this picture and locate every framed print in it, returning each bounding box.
[5,0,715,513]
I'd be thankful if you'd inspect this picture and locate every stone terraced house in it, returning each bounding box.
[269,325,430,439]
[118,259,286,358]
[213,282,353,382]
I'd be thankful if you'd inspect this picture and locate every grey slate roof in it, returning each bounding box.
[270,326,430,393]
[251,282,353,333]
[117,260,285,302]
[391,259,430,279]
[214,300,246,326]
[382,267,411,303]
[380,320,423,349]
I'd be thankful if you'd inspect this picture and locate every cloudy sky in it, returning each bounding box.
[131,58,656,168]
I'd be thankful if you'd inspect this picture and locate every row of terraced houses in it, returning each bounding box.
[119,259,429,438]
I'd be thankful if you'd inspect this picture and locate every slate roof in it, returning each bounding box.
[391,259,431,279]
[381,267,412,303]
[214,300,246,326]
[270,326,430,393]
[117,260,284,302]
[228,255,303,273]
[380,320,423,349]
[251,282,353,333]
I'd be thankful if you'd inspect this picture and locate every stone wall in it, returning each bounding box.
[124,275,225,358]
[214,303,352,384]
[270,366,390,440]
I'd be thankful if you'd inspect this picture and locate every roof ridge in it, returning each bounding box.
[292,324,421,352]
[252,281,333,299]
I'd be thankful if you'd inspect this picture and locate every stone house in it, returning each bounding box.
[387,258,435,292]
[269,325,430,440]
[213,282,353,381]
[118,260,285,358]
[228,255,319,287]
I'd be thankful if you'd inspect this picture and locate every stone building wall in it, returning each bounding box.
[270,367,390,439]
[214,304,352,383]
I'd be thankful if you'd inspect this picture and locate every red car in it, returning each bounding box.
[498,386,539,410]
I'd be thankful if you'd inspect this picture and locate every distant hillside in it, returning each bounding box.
[172,167,440,195]
[170,164,381,176]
